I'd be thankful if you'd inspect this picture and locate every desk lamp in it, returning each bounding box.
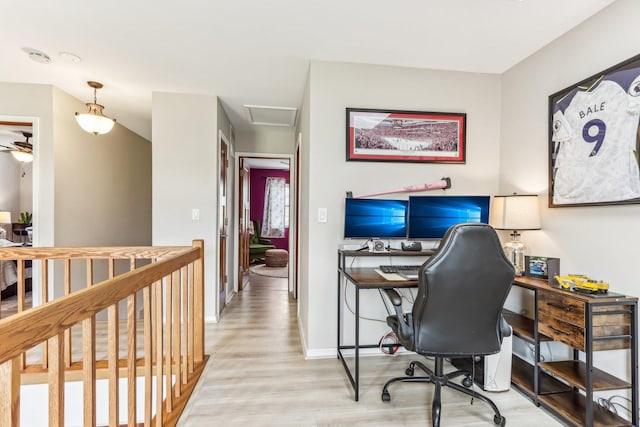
[489,194,541,275]
[0,211,11,239]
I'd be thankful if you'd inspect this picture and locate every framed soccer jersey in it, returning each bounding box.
[549,53,640,207]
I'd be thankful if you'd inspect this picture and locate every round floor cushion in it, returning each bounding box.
[265,249,288,268]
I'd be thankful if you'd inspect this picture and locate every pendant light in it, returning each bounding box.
[75,81,116,135]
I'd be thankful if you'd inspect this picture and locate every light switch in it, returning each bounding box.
[192,208,200,220]
[318,208,328,223]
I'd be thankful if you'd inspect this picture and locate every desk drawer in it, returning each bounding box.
[539,292,584,327]
[539,312,585,350]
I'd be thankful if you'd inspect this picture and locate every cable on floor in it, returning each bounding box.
[379,330,400,355]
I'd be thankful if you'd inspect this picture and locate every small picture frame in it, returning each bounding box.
[524,256,560,284]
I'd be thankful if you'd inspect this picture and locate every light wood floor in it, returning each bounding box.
[178,273,563,426]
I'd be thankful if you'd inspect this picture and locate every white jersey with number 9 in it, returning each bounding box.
[552,68,640,204]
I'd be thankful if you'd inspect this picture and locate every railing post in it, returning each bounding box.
[49,333,65,427]
[192,240,205,363]
[0,356,20,427]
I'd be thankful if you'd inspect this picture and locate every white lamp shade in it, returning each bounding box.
[11,151,33,162]
[490,194,541,231]
[75,112,116,135]
[0,211,11,224]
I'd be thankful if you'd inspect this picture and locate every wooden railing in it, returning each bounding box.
[0,240,206,427]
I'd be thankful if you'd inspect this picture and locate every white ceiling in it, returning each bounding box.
[0,0,616,140]
[243,157,290,171]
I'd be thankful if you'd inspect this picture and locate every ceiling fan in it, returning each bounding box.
[0,131,33,162]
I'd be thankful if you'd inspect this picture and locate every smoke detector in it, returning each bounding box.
[22,47,51,64]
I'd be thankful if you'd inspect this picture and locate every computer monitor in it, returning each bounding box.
[343,198,408,239]
[407,195,490,239]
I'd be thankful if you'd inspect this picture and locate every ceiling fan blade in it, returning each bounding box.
[14,141,32,152]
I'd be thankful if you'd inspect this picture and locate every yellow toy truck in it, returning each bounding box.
[554,274,609,294]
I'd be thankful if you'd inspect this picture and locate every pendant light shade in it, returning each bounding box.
[75,81,116,135]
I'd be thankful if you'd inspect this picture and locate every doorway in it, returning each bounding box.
[0,119,38,310]
[0,121,34,243]
[218,132,230,316]
[235,154,294,295]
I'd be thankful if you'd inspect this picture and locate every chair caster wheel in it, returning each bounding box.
[405,367,414,376]
[493,415,506,426]
[381,391,391,402]
[462,376,473,388]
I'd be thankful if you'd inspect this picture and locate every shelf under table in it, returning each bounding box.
[539,360,631,392]
[538,390,631,427]
[511,355,573,396]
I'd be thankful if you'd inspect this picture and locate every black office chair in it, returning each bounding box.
[381,223,515,427]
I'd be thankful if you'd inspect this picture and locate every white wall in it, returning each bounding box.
[500,0,639,385]
[296,71,311,351]
[152,92,221,321]
[52,87,151,247]
[235,127,296,154]
[303,61,502,354]
[0,154,20,220]
[19,162,33,215]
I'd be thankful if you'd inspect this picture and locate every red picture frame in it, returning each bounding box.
[346,108,466,163]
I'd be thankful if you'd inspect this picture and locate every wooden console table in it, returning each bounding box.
[505,277,638,426]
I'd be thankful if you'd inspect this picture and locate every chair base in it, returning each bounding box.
[381,357,505,427]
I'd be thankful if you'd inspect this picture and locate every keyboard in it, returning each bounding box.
[380,265,420,274]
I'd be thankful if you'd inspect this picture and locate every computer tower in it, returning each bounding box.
[450,325,513,392]
[483,330,512,392]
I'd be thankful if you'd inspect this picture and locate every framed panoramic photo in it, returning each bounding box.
[549,53,640,207]
[346,108,466,163]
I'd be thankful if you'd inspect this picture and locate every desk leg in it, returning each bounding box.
[355,284,360,401]
[337,268,341,359]
[632,303,638,427]
[585,305,594,427]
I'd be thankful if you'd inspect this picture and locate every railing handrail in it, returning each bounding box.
[0,246,193,261]
[0,246,200,365]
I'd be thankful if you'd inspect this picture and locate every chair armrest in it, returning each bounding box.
[383,289,413,338]
[383,288,403,306]
[258,238,272,245]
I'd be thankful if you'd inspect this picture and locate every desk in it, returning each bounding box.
[337,249,434,401]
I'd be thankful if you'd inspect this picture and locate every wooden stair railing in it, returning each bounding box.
[0,240,206,427]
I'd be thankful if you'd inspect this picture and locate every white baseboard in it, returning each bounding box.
[205,316,218,323]
[304,348,336,359]
[301,343,412,359]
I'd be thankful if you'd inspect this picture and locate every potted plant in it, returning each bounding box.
[16,211,32,228]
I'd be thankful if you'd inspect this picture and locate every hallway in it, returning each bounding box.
[178,273,562,426]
